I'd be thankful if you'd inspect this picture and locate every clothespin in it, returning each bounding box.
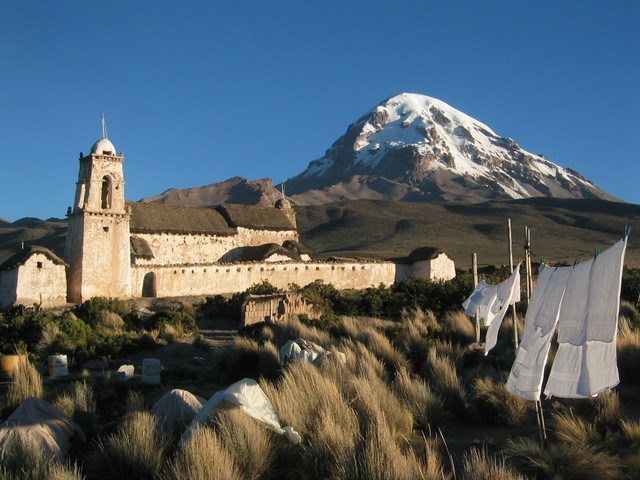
[624,225,632,239]
[594,247,601,258]
[573,257,580,268]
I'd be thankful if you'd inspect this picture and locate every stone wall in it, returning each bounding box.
[130,260,398,298]
[241,293,324,327]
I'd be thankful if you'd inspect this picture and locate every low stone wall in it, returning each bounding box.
[241,293,324,327]
[131,260,399,298]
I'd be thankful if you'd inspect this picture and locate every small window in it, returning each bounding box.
[37,262,43,269]
[103,226,109,232]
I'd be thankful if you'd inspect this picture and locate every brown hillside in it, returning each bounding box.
[295,198,640,269]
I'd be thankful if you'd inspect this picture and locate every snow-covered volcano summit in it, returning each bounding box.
[285,93,617,204]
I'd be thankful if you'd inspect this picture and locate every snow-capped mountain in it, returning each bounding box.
[285,93,618,204]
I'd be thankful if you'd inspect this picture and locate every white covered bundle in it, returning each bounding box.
[182,378,301,445]
[280,338,346,366]
[150,389,205,440]
[0,397,85,460]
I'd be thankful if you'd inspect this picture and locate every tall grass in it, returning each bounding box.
[394,308,436,371]
[84,411,168,480]
[505,436,624,480]
[393,366,447,429]
[470,375,532,426]
[421,350,467,418]
[208,407,276,480]
[440,310,476,344]
[52,380,99,440]
[6,355,42,409]
[162,426,242,480]
[461,447,526,480]
[0,433,82,480]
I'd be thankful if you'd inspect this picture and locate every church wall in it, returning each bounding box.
[73,214,131,300]
[235,227,298,247]
[132,228,299,266]
[130,261,399,298]
[12,255,67,307]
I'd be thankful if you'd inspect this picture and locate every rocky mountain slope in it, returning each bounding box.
[285,93,618,204]
[140,177,283,208]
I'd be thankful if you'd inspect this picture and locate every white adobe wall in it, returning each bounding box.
[132,228,299,266]
[13,254,67,307]
[130,261,399,298]
[411,253,456,281]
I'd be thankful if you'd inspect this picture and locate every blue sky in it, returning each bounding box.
[1,1,638,222]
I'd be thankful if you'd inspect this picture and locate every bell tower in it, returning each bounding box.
[64,117,131,302]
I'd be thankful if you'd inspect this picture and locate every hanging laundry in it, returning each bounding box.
[506,264,571,400]
[462,264,521,355]
[544,238,627,398]
[484,265,521,355]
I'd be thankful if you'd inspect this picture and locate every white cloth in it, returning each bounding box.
[181,378,301,445]
[544,238,627,398]
[280,338,342,366]
[506,264,571,400]
[462,280,494,318]
[483,264,521,355]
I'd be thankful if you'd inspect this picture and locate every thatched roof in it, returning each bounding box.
[406,246,453,263]
[282,239,311,255]
[130,236,154,259]
[216,204,295,231]
[0,245,67,271]
[127,202,236,236]
[241,243,300,262]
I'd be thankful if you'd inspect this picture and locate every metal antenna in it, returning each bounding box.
[101,112,108,139]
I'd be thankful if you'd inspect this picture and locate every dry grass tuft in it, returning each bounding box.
[269,316,333,347]
[551,410,599,444]
[356,325,410,371]
[191,333,211,351]
[96,310,125,333]
[506,436,624,480]
[163,425,242,480]
[0,433,82,480]
[393,366,447,429]
[461,447,526,480]
[208,407,276,480]
[470,375,532,426]
[84,411,168,480]
[52,380,98,440]
[617,327,640,384]
[422,351,466,417]
[6,355,42,409]
[349,375,413,442]
[159,322,185,343]
[441,310,476,344]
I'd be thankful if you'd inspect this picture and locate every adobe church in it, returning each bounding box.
[0,132,456,308]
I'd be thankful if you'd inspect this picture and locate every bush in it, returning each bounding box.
[72,297,136,326]
[144,309,197,335]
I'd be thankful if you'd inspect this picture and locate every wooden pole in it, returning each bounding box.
[472,253,480,343]
[508,219,519,348]
[524,226,531,303]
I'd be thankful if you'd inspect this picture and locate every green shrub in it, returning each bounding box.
[143,309,197,335]
[72,297,134,325]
